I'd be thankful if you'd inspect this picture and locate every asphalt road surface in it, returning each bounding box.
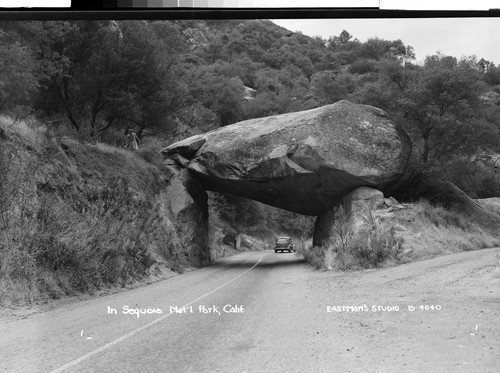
[1,248,499,373]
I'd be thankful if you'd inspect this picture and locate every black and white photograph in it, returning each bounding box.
[0,3,499,372]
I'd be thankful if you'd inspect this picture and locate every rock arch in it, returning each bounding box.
[160,101,499,266]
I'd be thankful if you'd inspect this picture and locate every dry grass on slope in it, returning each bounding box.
[0,118,183,307]
[297,201,500,271]
[395,201,499,259]
[476,197,500,216]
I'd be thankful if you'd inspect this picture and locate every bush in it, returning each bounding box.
[137,148,166,170]
[348,59,378,74]
[439,156,500,198]
[348,226,403,269]
[98,128,128,148]
[491,85,500,94]
[301,245,325,270]
[300,205,404,271]
[421,203,474,231]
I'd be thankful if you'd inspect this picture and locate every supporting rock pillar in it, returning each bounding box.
[165,164,210,267]
[312,186,385,247]
[313,208,337,247]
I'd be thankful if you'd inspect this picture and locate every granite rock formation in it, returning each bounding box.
[163,164,210,266]
[162,100,411,216]
[161,100,498,256]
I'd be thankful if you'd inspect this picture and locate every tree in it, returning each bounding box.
[0,33,39,118]
[478,58,493,73]
[356,53,497,176]
[16,20,186,138]
[111,21,187,138]
[399,55,488,168]
[327,30,362,65]
[188,64,245,126]
[21,21,110,132]
[309,70,355,104]
[328,30,353,48]
[484,64,500,85]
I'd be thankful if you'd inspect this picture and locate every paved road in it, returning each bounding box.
[1,248,499,372]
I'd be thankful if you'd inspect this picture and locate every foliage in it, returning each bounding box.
[301,245,326,270]
[347,225,404,270]
[208,191,314,246]
[6,20,186,138]
[0,33,38,119]
[187,63,245,126]
[310,70,346,104]
[326,206,403,270]
[484,64,500,85]
[356,53,499,185]
[217,193,265,234]
[300,200,499,272]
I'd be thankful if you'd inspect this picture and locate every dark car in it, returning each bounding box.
[274,236,295,253]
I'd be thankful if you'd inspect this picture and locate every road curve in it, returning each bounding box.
[1,248,499,372]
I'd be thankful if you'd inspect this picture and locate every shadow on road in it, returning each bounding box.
[209,255,305,270]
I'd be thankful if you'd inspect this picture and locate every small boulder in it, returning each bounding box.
[343,186,385,216]
[162,135,206,159]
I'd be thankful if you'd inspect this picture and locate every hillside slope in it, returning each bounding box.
[0,118,190,306]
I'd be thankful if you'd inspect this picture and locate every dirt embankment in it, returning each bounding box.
[0,122,187,307]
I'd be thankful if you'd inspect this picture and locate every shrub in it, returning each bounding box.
[301,205,404,271]
[98,128,128,148]
[294,237,324,269]
[491,85,500,94]
[349,226,404,269]
[439,156,500,198]
[417,201,474,231]
[137,148,166,170]
[348,59,379,74]
[327,206,352,269]
[302,245,325,270]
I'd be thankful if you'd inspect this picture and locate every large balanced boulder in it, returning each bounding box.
[161,100,411,216]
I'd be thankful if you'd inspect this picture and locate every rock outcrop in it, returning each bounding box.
[161,100,411,216]
[164,164,211,266]
[243,86,257,101]
[161,100,499,252]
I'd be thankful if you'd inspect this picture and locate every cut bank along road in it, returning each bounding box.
[1,248,499,372]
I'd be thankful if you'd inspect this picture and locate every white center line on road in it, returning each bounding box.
[49,254,268,373]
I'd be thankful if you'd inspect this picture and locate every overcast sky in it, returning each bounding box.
[272,18,500,65]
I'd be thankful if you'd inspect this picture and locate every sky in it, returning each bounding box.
[272,18,500,65]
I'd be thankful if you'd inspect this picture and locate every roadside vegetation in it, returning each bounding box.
[296,201,500,271]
